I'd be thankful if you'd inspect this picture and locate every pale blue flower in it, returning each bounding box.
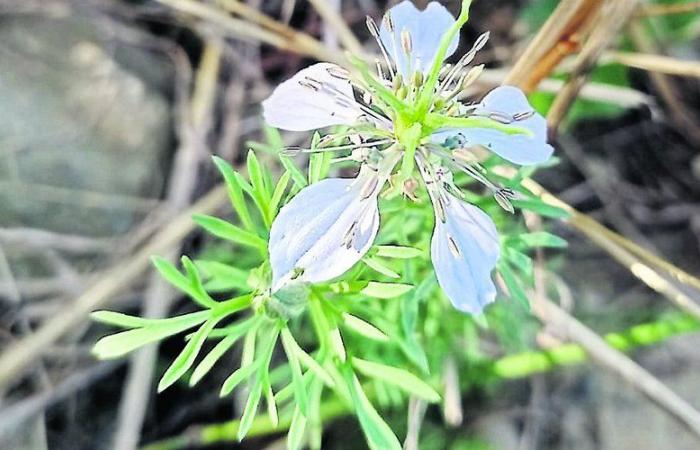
[262,1,554,313]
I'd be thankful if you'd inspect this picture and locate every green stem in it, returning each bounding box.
[424,113,533,137]
[415,0,473,116]
[140,312,699,450]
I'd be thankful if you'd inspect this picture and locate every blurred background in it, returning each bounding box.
[1,0,700,449]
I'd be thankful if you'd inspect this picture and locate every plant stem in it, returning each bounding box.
[140,312,699,449]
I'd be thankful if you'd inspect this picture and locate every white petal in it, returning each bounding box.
[379,1,459,78]
[269,175,380,291]
[431,194,500,314]
[262,63,362,131]
[433,86,554,165]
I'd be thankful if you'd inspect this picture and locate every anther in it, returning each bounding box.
[392,74,403,90]
[326,66,350,80]
[513,110,535,121]
[400,28,412,55]
[412,71,424,88]
[488,111,514,124]
[462,64,484,89]
[383,12,394,32]
[494,190,515,214]
[281,146,302,156]
[366,16,380,37]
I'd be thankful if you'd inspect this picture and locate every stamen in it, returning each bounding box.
[383,11,394,33]
[513,110,535,121]
[282,139,392,156]
[366,15,396,79]
[325,66,350,80]
[494,190,515,214]
[438,31,490,94]
[488,111,514,124]
[400,28,413,74]
[375,59,385,80]
[427,144,500,192]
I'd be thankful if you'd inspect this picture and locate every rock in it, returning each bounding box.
[0,8,172,237]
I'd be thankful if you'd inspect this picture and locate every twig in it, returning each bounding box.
[0,184,228,394]
[504,0,602,90]
[0,362,120,440]
[111,40,221,450]
[604,51,700,78]
[0,228,113,255]
[307,0,365,56]
[531,296,700,438]
[547,0,641,130]
[636,1,700,17]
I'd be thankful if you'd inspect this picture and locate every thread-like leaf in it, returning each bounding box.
[92,311,209,359]
[342,313,390,342]
[158,315,223,392]
[192,214,267,253]
[351,357,440,403]
[375,245,422,259]
[212,156,255,230]
[361,281,413,299]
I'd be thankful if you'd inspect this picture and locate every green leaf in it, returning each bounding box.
[152,256,215,308]
[504,247,534,278]
[92,311,209,359]
[247,150,272,227]
[263,375,278,428]
[195,260,249,292]
[280,328,309,415]
[90,311,154,329]
[287,406,307,450]
[181,256,217,308]
[375,245,422,259]
[279,330,334,387]
[361,281,413,299]
[342,313,389,342]
[511,198,570,218]
[343,366,402,450]
[363,257,400,279]
[280,155,308,190]
[308,148,331,184]
[190,316,260,386]
[237,377,263,441]
[158,315,224,392]
[351,357,440,403]
[269,171,291,219]
[517,231,568,249]
[212,156,255,231]
[220,360,261,396]
[499,262,530,309]
[192,214,267,253]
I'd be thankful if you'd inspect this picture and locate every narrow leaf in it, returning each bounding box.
[269,171,291,219]
[351,357,440,403]
[92,311,209,359]
[152,256,212,308]
[342,313,389,342]
[280,328,309,415]
[158,315,223,392]
[375,245,422,259]
[212,156,255,230]
[361,281,413,299]
[363,257,400,279]
[220,361,260,396]
[192,214,267,253]
[280,155,308,189]
[237,378,263,441]
[343,366,402,450]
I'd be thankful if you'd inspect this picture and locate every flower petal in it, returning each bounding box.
[269,175,380,291]
[433,86,554,165]
[262,63,362,131]
[431,193,500,314]
[379,1,459,78]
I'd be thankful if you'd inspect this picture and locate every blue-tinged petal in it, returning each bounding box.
[262,63,362,131]
[379,1,459,78]
[433,86,554,165]
[431,193,500,314]
[269,173,381,292]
